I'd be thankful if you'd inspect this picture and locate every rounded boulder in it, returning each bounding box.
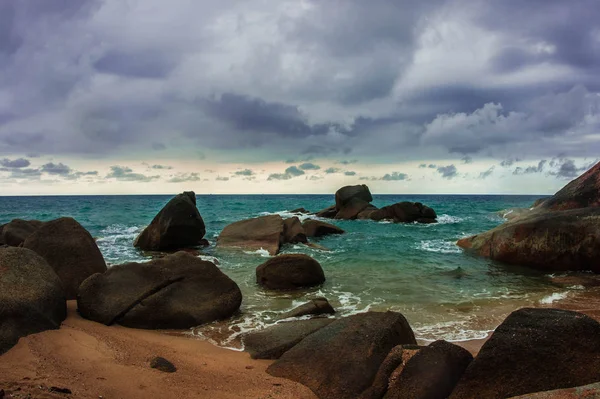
[256,254,325,290]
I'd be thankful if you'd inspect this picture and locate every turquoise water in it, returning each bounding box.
[0,194,575,346]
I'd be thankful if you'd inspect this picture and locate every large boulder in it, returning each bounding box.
[335,185,373,210]
[302,220,344,237]
[384,340,473,399]
[335,197,370,220]
[539,161,600,211]
[508,382,600,399]
[134,192,206,251]
[1,219,43,247]
[279,297,335,319]
[450,308,600,399]
[217,214,284,255]
[23,217,107,299]
[77,251,242,329]
[267,311,417,399]
[242,318,333,359]
[283,217,307,244]
[315,205,338,218]
[0,247,66,355]
[457,207,600,272]
[256,254,325,290]
[370,202,437,224]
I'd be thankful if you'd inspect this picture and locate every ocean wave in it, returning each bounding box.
[242,248,272,257]
[415,320,494,342]
[416,239,461,254]
[436,214,464,224]
[258,210,315,222]
[539,291,569,304]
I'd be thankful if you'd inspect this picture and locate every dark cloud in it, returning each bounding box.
[344,171,356,176]
[285,166,305,177]
[437,165,458,179]
[268,165,306,181]
[0,157,30,168]
[418,163,427,168]
[500,158,522,167]
[479,166,495,179]
[324,167,341,174]
[41,162,71,175]
[461,156,473,164]
[381,172,409,181]
[548,158,591,179]
[234,169,255,176]
[216,176,229,181]
[359,176,377,181]
[427,164,437,169]
[513,160,547,175]
[299,162,321,170]
[168,172,201,183]
[93,50,176,79]
[105,166,159,182]
[336,160,357,165]
[0,167,42,179]
[151,164,173,170]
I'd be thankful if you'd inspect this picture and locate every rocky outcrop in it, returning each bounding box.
[539,161,600,211]
[283,217,307,244]
[370,202,437,224]
[242,318,333,359]
[450,308,600,399]
[77,252,242,329]
[315,205,338,218]
[0,247,66,355]
[134,192,206,251]
[267,311,417,399]
[1,219,43,247]
[335,185,373,210]
[334,197,370,220]
[302,220,344,238]
[279,297,335,319]
[23,217,107,299]
[217,215,285,255]
[256,254,325,290]
[508,382,600,399]
[457,207,600,272]
[384,340,472,399]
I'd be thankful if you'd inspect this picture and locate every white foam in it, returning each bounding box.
[436,214,464,224]
[242,248,272,257]
[416,239,461,254]
[539,291,569,304]
[259,210,315,222]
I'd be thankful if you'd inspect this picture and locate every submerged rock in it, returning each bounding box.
[450,308,600,399]
[267,311,417,399]
[217,214,284,255]
[279,297,335,319]
[302,220,344,238]
[1,219,43,247]
[134,191,206,251]
[0,247,66,355]
[23,217,107,299]
[256,254,325,290]
[77,252,242,329]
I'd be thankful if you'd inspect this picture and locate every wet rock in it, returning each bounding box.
[450,308,600,399]
[335,185,373,210]
[268,311,417,399]
[290,208,310,214]
[358,345,406,399]
[256,254,325,290]
[0,247,66,355]
[1,219,43,247]
[217,214,284,255]
[315,205,337,218]
[335,198,370,220]
[242,318,333,359]
[279,297,335,319]
[356,205,379,220]
[23,217,107,299]
[302,220,344,238]
[77,251,242,329]
[134,191,206,251]
[150,356,177,373]
[283,217,307,244]
[370,202,437,224]
[508,382,600,398]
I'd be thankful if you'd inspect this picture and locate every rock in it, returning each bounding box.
[256,254,325,290]
[49,387,72,394]
[498,207,533,221]
[77,251,242,329]
[449,308,600,399]
[290,208,310,214]
[279,297,335,319]
[508,382,600,398]
[335,185,373,210]
[0,224,4,245]
[242,318,333,359]
[23,217,107,299]
[0,247,66,355]
[358,345,406,399]
[198,238,210,247]
[539,161,600,211]
[532,198,548,208]
[384,340,473,399]
[335,198,370,220]
[1,219,43,247]
[315,205,337,218]
[217,214,284,255]
[134,192,206,251]
[357,205,379,220]
[549,274,600,288]
[283,217,307,244]
[370,202,437,224]
[150,356,177,373]
[302,220,344,238]
[267,311,417,399]
[457,207,600,272]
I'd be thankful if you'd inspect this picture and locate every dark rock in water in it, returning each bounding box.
[150,356,177,373]
[457,207,600,272]
[385,340,473,399]
[242,318,333,359]
[77,251,242,329]
[335,198,370,220]
[23,217,107,299]
[449,308,600,399]
[198,238,210,247]
[0,247,66,355]
[290,208,310,214]
[1,219,43,247]
[508,382,600,399]
[217,214,284,255]
[283,217,307,244]
[539,161,600,211]
[134,192,206,251]
[302,220,344,238]
[335,185,373,210]
[441,267,468,279]
[357,205,379,220]
[267,311,417,399]
[370,202,437,224]
[358,345,406,399]
[279,297,335,319]
[256,254,325,290]
[315,205,337,218]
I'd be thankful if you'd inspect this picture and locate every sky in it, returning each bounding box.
[0,0,599,195]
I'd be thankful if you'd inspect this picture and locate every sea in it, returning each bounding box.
[0,194,587,349]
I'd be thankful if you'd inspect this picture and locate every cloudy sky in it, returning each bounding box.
[0,0,599,195]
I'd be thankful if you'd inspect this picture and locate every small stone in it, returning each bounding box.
[150,356,177,373]
[49,386,72,394]
[245,365,254,370]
